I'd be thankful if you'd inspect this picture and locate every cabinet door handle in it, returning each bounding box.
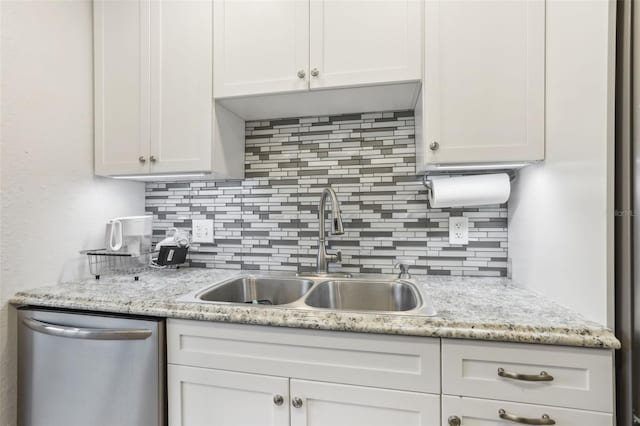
[297,70,306,79]
[429,141,439,151]
[497,368,554,382]
[310,68,319,77]
[273,395,284,406]
[138,156,147,163]
[292,397,303,408]
[150,155,157,163]
[499,409,556,425]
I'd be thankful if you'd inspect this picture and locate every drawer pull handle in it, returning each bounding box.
[497,368,554,382]
[499,409,556,425]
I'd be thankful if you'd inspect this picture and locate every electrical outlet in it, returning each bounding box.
[449,216,469,245]
[192,219,214,243]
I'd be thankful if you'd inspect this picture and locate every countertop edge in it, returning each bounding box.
[9,294,621,350]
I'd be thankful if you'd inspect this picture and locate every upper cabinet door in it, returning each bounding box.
[213,0,310,98]
[149,0,213,173]
[422,0,545,165]
[308,0,422,90]
[94,0,150,175]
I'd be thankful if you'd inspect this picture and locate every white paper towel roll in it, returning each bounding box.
[427,173,511,208]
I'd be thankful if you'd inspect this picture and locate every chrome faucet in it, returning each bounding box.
[394,262,412,279]
[316,187,345,275]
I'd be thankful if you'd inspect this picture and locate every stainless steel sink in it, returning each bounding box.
[179,273,436,316]
[197,276,314,305]
[304,280,420,312]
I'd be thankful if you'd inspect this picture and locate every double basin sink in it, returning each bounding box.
[180,274,436,316]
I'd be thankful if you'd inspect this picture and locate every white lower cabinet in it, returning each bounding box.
[441,339,615,426]
[168,365,290,426]
[441,395,613,426]
[168,365,440,426]
[289,379,439,426]
[441,339,614,413]
[167,320,441,426]
[166,320,615,426]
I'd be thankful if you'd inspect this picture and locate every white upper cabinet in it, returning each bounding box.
[94,0,244,179]
[309,0,422,90]
[149,0,214,174]
[213,0,422,99]
[417,0,545,168]
[94,0,150,175]
[213,0,310,98]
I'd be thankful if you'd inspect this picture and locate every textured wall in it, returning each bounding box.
[147,111,508,276]
[0,2,145,424]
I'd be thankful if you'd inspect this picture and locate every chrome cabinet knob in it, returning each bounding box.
[310,68,319,77]
[273,395,284,406]
[448,416,461,426]
[429,141,440,151]
[138,156,147,163]
[297,70,306,79]
[150,155,157,163]
[292,397,303,408]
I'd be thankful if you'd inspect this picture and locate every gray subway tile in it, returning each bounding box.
[145,109,508,276]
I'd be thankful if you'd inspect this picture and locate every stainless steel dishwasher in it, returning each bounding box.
[18,308,165,426]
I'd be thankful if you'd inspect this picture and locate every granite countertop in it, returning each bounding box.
[9,268,620,349]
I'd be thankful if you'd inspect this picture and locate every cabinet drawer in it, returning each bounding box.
[442,395,613,426]
[442,339,614,412]
[168,319,440,393]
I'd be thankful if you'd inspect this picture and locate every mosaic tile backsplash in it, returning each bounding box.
[145,110,508,277]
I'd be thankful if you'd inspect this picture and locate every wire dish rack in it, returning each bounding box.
[81,249,154,280]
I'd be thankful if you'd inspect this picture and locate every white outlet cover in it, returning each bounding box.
[192,219,214,243]
[449,216,469,245]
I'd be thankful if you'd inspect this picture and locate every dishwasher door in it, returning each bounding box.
[18,308,165,426]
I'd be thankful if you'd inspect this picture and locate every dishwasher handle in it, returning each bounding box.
[22,317,153,340]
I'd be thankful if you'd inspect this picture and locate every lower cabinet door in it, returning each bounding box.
[441,395,613,426]
[168,364,290,426]
[289,379,440,426]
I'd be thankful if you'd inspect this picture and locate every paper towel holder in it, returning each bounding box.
[421,170,518,193]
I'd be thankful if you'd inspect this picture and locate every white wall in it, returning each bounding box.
[509,0,616,326]
[0,1,145,424]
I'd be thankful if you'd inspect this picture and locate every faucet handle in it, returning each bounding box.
[394,261,412,279]
[326,249,342,264]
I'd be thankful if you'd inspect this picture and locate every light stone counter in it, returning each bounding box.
[9,268,620,349]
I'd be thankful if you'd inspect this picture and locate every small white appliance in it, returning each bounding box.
[105,215,153,256]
